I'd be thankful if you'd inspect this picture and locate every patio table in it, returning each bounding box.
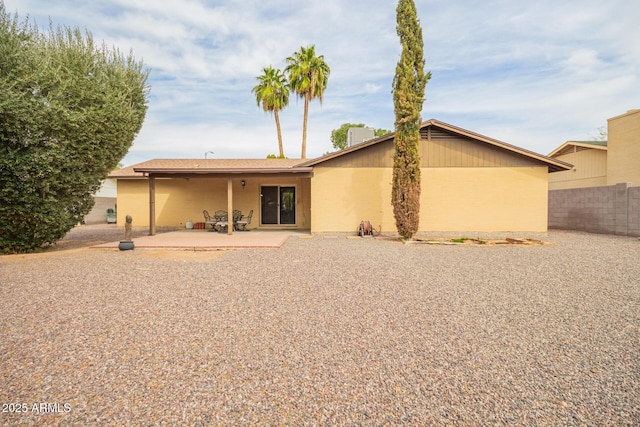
[213,210,244,232]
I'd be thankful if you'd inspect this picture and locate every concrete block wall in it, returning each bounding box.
[629,186,640,236]
[83,196,116,225]
[548,183,640,237]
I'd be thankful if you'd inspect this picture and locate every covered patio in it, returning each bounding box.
[111,159,313,236]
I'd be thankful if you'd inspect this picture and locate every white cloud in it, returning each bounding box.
[3,0,638,164]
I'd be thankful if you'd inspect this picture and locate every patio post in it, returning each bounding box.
[227,178,233,235]
[149,174,156,236]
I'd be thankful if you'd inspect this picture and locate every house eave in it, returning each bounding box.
[131,167,314,178]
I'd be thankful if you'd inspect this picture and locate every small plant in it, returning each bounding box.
[451,236,469,243]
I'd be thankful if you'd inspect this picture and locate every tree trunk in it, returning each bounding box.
[301,94,309,159]
[274,109,284,158]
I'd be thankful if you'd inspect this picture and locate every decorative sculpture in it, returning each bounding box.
[118,215,135,250]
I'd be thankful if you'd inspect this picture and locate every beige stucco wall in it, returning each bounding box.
[421,167,549,232]
[116,180,150,225]
[311,166,549,233]
[116,177,311,229]
[607,109,640,186]
[311,167,395,233]
[548,149,607,190]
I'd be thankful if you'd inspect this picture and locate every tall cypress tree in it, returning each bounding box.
[392,0,430,239]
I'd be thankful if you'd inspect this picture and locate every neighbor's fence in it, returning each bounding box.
[548,182,640,237]
[83,196,117,225]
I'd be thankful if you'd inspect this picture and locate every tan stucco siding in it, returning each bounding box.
[607,109,640,186]
[311,166,548,233]
[116,177,310,228]
[311,167,394,233]
[421,167,549,232]
[548,149,607,190]
[117,178,228,227]
[116,180,150,226]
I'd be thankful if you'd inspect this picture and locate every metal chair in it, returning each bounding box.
[203,210,217,231]
[236,209,253,231]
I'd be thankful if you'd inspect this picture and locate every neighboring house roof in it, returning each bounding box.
[548,140,608,158]
[109,158,310,178]
[300,119,572,172]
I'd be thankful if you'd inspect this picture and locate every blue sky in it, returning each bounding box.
[4,0,639,165]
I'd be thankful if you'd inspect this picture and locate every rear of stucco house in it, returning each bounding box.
[109,119,571,235]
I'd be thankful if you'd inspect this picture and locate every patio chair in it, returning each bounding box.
[235,209,253,231]
[232,210,243,230]
[203,210,217,231]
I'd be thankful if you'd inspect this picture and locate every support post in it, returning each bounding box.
[149,175,156,236]
[227,178,233,235]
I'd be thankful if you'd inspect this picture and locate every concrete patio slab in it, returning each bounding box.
[91,230,309,250]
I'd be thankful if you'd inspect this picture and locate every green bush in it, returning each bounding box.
[0,5,149,252]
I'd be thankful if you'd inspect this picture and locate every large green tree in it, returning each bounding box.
[285,45,330,159]
[0,5,149,253]
[330,123,392,150]
[252,66,289,158]
[391,0,430,239]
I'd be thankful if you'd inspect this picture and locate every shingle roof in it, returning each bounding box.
[109,158,308,178]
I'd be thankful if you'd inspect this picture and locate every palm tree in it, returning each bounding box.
[285,45,330,159]
[252,66,290,158]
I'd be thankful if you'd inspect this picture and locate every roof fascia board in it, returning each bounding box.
[132,167,314,179]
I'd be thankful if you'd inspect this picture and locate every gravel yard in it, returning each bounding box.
[40,224,177,252]
[1,230,638,425]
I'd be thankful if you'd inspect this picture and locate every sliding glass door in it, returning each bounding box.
[261,186,296,225]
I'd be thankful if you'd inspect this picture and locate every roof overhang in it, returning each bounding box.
[132,167,313,179]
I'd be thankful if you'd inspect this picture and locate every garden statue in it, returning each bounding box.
[119,215,135,250]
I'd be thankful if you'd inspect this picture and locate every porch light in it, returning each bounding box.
[241,180,246,189]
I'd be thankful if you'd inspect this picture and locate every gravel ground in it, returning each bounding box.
[1,230,638,426]
[41,224,177,252]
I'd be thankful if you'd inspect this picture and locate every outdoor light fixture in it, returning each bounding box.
[241,180,246,189]
[205,151,214,159]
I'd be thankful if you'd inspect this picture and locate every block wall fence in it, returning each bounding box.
[548,183,640,237]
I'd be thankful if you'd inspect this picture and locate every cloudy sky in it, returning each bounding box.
[4,0,638,165]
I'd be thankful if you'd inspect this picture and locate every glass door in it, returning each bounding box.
[260,186,296,225]
[261,186,279,224]
[279,187,296,225]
